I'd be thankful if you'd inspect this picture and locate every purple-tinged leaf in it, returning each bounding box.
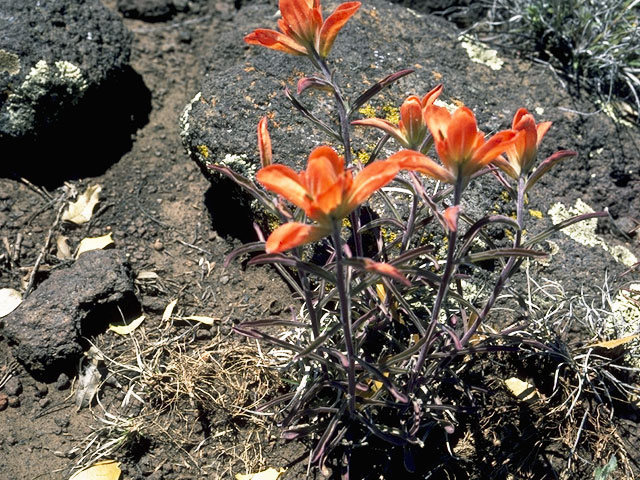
[349,69,414,117]
[248,252,337,283]
[463,247,548,263]
[284,87,342,141]
[224,241,266,268]
[310,408,345,464]
[354,355,409,403]
[525,150,577,193]
[297,76,334,95]
[458,215,520,259]
[523,211,607,247]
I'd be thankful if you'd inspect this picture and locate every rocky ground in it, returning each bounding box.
[1,0,639,479]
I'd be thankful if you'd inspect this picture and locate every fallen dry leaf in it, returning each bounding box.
[235,467,286,480]
[162,299,178,322]
[56,235,72,260]
[0,288,22,318]
[76,233,114,258]
[69,460,120,480]
[181,315,217,325]
[504,377,540,403]
[62,184,102,225]
[588,334,640,350]
[109,315,145,335]
[136,270,159,280]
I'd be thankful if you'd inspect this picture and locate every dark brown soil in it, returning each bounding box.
[1,1,640,479]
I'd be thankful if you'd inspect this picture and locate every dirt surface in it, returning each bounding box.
[1,1,640,479]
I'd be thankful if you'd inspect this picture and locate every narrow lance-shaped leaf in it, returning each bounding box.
[224,241,267,268]
[284,87,342,141]
[525,150,577,193]
[462,247,549,263]
[310,407,345,464]
[523,211,607,247]
[458,215,521,259]
[348,69,414,117]
[207,163,276,212]
[248,252,337,283]
[297,76,334,95]
[355,355,409,403]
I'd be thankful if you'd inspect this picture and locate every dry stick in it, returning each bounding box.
[19,176,53,202]
[1,236,17,270]
[12,233,22,263]
[23,201,66,298]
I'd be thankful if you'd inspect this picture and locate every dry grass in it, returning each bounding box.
[68,314,286,478]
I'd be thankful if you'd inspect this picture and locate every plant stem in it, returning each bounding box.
[313,52,352,167]
[411,177,463,386]
[460,176,526,346]
[332,219,357,413]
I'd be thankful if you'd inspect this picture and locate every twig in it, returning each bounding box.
[23,201,66,298]
[19,177,53,202]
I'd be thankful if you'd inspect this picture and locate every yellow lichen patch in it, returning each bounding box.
[529,209,543,219]
[381,227,398,245]
[342,217,352,228]
[197,144,210,159]
[500,191,511,203]
[548,199,638,267]
[358,104,377,118]
[355,149,370,165]
[382,104,399,124]
[458,34,504,71]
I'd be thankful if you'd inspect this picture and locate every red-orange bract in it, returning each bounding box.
[389,104,516,188]
[244,0,361,59]
[352,85,443,152]
[256,145,399,253]
[492,108,552,179]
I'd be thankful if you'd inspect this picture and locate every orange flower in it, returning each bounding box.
[363,259,410,286]
[352,85,443,152]
[257,117,272,167]
[244,0,361,59]
[390,104,516,188]
[256,145,399,253]
[492,108,552,179]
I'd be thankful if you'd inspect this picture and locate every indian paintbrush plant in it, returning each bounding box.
[206,0,609,476]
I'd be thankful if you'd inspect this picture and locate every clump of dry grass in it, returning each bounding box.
[69,316,285,478]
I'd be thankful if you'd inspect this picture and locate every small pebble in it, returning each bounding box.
[35,383,48,397]
[55,415,70,429]
[195,328,212,340]
[3,377,22,396]
[38,398,50,409]
[0,393,8,411]
[8,396,20,408]
[220,275,229,285]
[152,239,164,251]
[55,373,70,390]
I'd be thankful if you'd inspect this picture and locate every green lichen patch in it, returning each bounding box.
[548,199,638,267]
[0,49,20,75]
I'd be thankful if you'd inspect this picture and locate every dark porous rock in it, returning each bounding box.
[3,250,138,378]
[180,0,525,222]
[117,0,176,22]
[0,0,132,139]
[182,0,639,297]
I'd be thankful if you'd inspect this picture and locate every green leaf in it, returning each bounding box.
[594,455,617,480]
